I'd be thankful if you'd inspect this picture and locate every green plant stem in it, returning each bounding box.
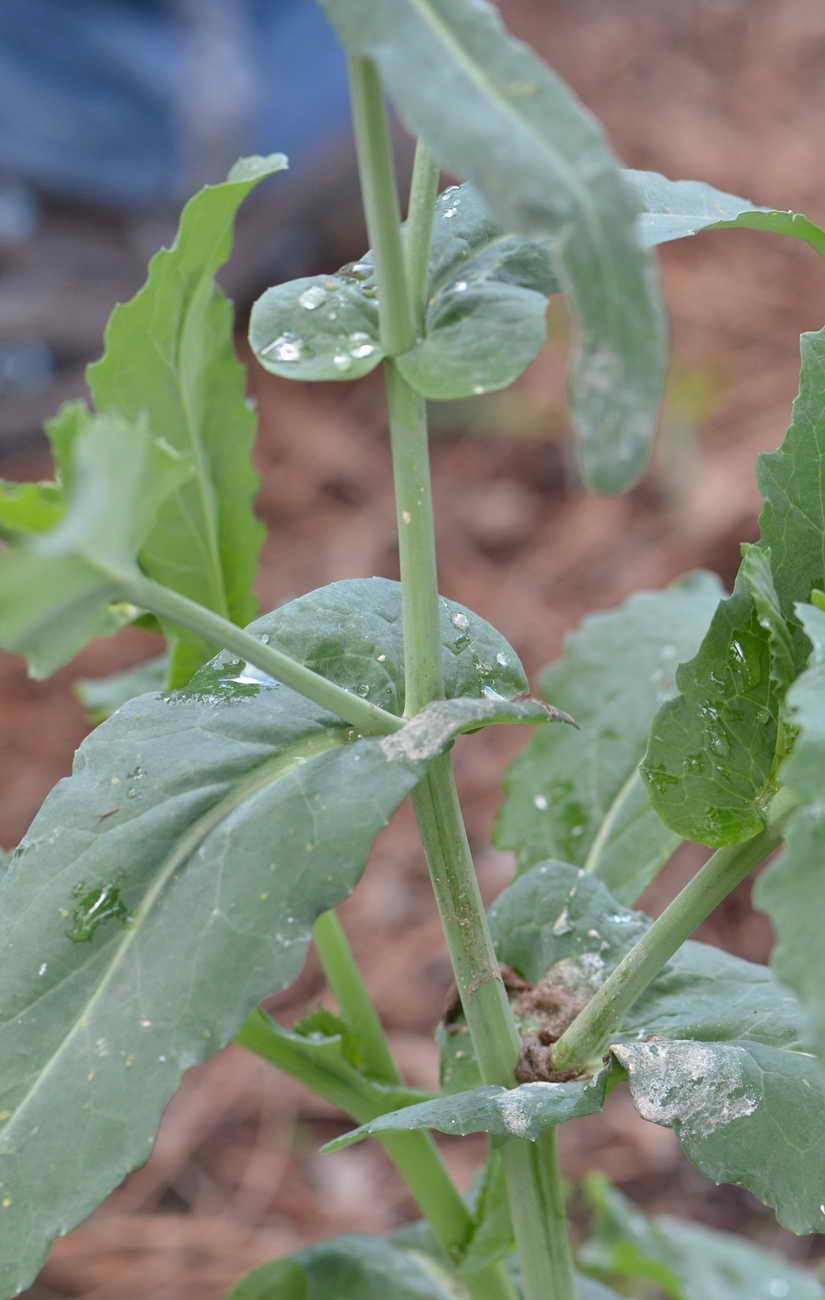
[348,57,415,357]
[385,362,444,714]
[404,140,440,327]
[120,572,401,736]
[553,786,800,1074]
[501,1133,576,1300]
[313,909,401,1084]
[350,57,574,1298]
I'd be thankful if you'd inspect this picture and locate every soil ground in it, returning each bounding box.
[5,2,825,1296]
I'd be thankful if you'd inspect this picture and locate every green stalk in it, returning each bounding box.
[313,908,402,1085]
[404,140,441,328]
[120,571,401,736]
[348,56,575,1300]
[553,786,799,1074]
[348,57,415,357]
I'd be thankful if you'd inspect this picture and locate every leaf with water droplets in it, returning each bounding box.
[0,578,539,1295]
[756,604,825,1083]
[625,167,825,260]
[496,572,723,901]
[644,326,825,844]
[88,155,286,686]
[250,262,384,382]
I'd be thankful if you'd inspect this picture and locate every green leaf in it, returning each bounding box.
[226,1236,461,1300]
[323,1069,612,1151]
[0,579,535,1295]
[76,654,170,724]
[0,414,191,678]
[0,481,64,536]
[87,154,286,686]
[251,184,556,401]
[440,864,821,1231]
[613,1038,825,1235]
[756,604,825,1078]
[625,167,825,258]
[396,184,555,400]
[581,1173,824,1300]
[495,572,723,901]
[318,0,667,494]
[644,325,825,844]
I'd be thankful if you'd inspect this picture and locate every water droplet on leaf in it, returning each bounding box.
[298,285,327,310]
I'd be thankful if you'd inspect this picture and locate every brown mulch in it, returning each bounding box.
[6,3,825,1296]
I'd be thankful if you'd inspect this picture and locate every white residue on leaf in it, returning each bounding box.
[495,1088,532,1138]
[612,1040,758,1140]
[379,699,497,763]
[549,952,605,998]
[552,906,573,936]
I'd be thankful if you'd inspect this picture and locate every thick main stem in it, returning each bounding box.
[553,786,799,1074]
[348,54,576,1300]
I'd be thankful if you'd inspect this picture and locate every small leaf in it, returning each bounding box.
[396,184,556,400]
[625,167,825,258]
[88,155,286,686]
[0,414,191,678]
[644,325,825,843]
[0,481,64,536]
[76,654,170,724]
[318,0,667,493]
[226,1236,460,1300]
[0,579,534,1295]
[496,572,723,901]
[323,1071,612,1151]
[250,265,383,382]
[756,604,825,1079]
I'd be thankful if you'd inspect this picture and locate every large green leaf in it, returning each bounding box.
[755,604,825,1078]
[0,414,191,678]
[227,1236,459,1300]
[643,325,825,844]
[0,580,542,1296]
[323,1069,612,1151]
[581,1174,824,1300]
[439,864,821,1231]
[625,167,825,257]
[87,155,286,686]
[251,183,555,401]
[495,572,723,901]
[318,0,667,494]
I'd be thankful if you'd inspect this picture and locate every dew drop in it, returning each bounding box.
[443,204,459,218]
[333,353,352,371]
[533,794,548,811]
[451,611,469,631]
[473,385,486,395]
[260,332,305,362]
[37,962,47,977]
[376,653,387,662]
[298,285,327,310]
[495,652,508,666]
[356,684,370,697]
[350,339,376,359]
[453,280,468,292]
[767,1283,789,1298]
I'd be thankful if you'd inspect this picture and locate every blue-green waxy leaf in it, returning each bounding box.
[624,167,825,258]
[251,183,555,400]
[439,864,822,1231]
[226,1236,460,1300]
[756,604,825,1081]
[318,0,667,494]
[323,1070,612,1151]
[643,325,825,844]
[0,579,539,1296]
[581,1174,825,1300]
[496,572,723,902]
[0,414,191,678]
[87,154,286,687]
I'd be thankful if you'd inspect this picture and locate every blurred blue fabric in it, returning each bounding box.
[0,0,349,207]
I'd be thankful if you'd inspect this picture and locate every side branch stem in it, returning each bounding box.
[553,786,799,1074]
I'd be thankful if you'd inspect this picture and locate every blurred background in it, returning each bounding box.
[3,1,825,1296]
